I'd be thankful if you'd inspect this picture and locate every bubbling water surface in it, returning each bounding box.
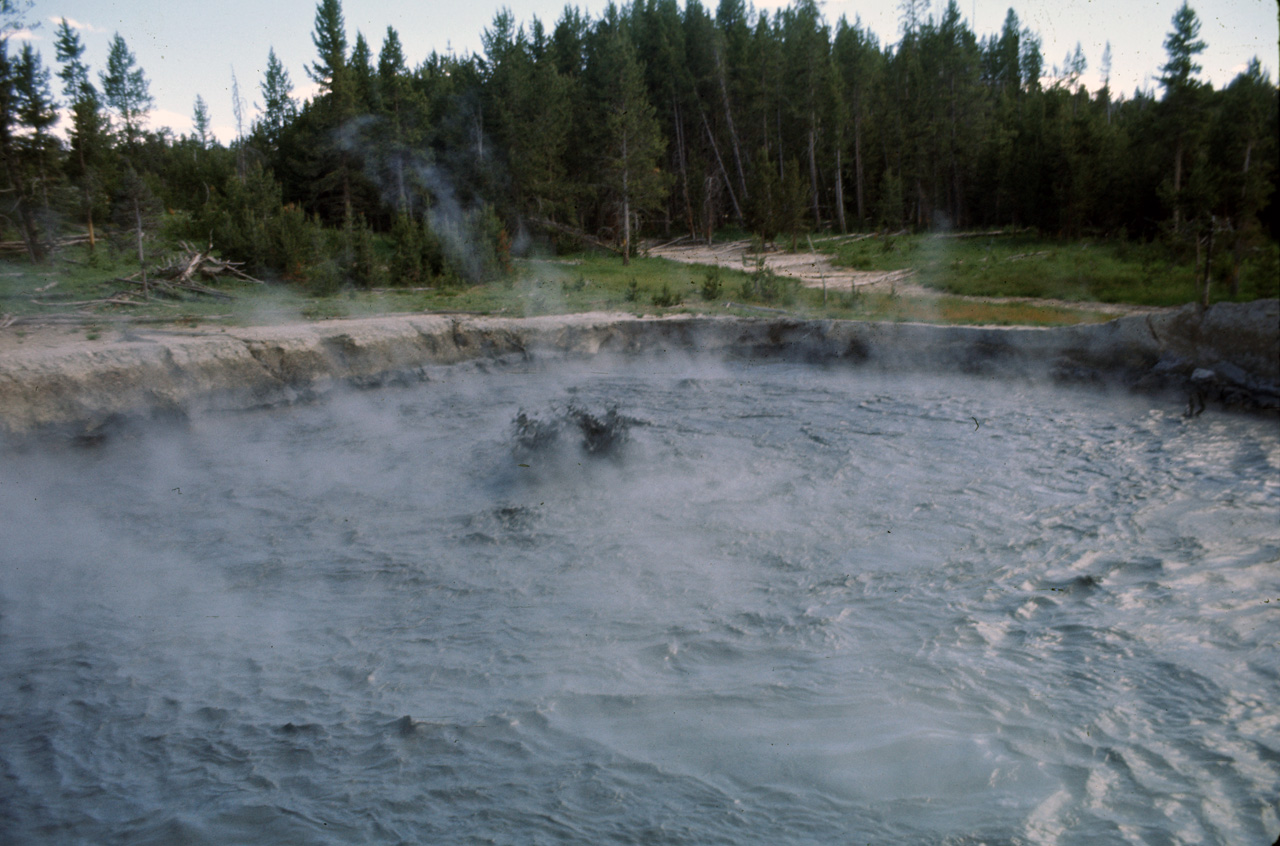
[2,358,1278,844]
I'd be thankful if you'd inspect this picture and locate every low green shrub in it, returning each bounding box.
[652,281,682,307]
[700,264,723,300]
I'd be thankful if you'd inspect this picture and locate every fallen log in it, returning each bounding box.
[117,275,234,301]
[530,218,625,256]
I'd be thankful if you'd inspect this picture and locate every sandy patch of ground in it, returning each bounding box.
[647,239,1167,316]
[0,320,221,357]
[648,239,907,294]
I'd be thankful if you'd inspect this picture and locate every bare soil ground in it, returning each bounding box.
[646,239,1167,316]
[648,239,906,293]
[0,320,218,357]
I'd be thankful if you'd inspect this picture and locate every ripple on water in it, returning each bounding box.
[1,362,1277,845]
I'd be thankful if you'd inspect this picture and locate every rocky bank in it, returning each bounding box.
[1,300,1276,440]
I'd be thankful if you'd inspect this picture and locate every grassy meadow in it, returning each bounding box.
[2,229,1275,339]
[822,231,1280,306]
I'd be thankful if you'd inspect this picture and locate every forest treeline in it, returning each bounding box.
[1,0,1276,294]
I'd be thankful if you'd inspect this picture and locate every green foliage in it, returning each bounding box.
[823,231,1277,307]
[700,264,723,300]
[174,163,303,275]
[0,0,1276,314]
[308,0,348,92]
[732,254,796,304]
[276,205,320,281]
[1238,241,1279,300]
[306,257,344,297]
[590,20,668,261]
[431,203,511,285]
[1159,2,1206,95]
[651,280,682,307]
[746,150,810,245]
[389,212,424,285]
[99,33,152,146]
[255,48,296,155]
[349,214,386,288]
[745,148,782,244]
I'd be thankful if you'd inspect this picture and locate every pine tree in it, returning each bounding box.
[0,40,47,259]
[304,0,362,221]
[833,17,883,226]
[349,31,378,112]
[54,17,108,248]
[990,9,1021,94]
[308,0,348,93]
[53,17,89,98]
[99,33,153,147]
[377,26,427,216]
[0,0,33,41]
[745,145,782,243]
[256,47,296,156]
[1212,59,1276,296]
[1157,2,1209,234]
[593,20,667,263]
[192,94,211,147]
[780,0,834,228]
[1159,2,1205,94]
[13,43,58,205]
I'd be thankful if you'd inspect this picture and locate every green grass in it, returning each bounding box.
[4,232,1273,336]
[823,231,1279,307]
[0,248,734,325]
[0,246,1130,331]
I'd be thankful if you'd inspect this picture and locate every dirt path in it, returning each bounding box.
[647,239,1168,316]
[648,239,909,294]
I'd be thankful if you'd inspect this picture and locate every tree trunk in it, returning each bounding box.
[1172,138,1184,232]
[834,145,847,234]
[808,123,820,228]
[133,195,147,290]
[673,99,696,241]
[622,130,631,266]
[12,200,44,263]
[714,43,748,203]
[342,167,353,224]
[1229,140,1255,298]
[700,106,743,224]
[777,107,784,181]
[853,106,865,223]
[396,156,407,214]
[623,191,632,265]
[1230,223,1242,299]
[1200,217,1213,308]
[76,143,96,249]
[4,163,46,263]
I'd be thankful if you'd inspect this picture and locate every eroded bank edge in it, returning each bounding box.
[1,302,1276,441]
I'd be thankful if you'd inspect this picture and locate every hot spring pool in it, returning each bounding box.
[2,357,1277,844]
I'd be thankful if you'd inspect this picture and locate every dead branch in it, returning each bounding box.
[117,275,234,301]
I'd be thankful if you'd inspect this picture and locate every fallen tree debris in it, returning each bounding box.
[110,243,265,302]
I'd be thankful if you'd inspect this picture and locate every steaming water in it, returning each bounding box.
[2,358,1278,844]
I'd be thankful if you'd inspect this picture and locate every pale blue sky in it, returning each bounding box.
[14,0,1279,143]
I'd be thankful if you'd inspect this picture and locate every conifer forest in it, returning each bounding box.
[1,0,1276,300]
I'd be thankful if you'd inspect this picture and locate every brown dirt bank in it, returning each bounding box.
[1,302,1276,440]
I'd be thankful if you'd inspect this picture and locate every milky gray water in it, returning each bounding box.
[2,358,1278,845]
